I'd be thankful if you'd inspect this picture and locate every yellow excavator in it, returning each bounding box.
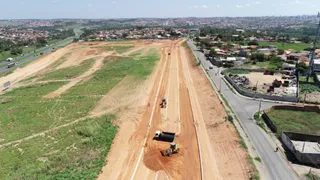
[161,142,180,156]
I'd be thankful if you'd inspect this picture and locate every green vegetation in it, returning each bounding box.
[224,69,250,74]
[305,173,320,180]
[0,51,159,143]
[300,84,320,93]
[258,42,310,51]
[39,58,95,81]
[299,76,315,83]
[239,139,248,149]
[248,155,260,180]
[1,115,117,179]
[254,157,262,162]
[267,110,320,135]
[267,56,284,71]
[299,75,320,93]
[0,45,160,178]
[254,112,267,131]
[94,46,134,54]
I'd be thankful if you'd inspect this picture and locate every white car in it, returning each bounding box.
[6,58,14,62]
[209,65,213,69]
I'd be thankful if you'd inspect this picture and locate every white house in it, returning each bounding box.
[314,59,320,72]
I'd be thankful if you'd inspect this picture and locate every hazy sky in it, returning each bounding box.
[1,0,320,19]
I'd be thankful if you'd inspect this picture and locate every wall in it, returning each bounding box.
[261,113,278,133]
[281,132,320,165]
[264,105,320,113]
[224,75,299,102]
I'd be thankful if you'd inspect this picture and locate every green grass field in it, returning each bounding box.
[0,45,160,179]
[39,58,95,81]
[267,109,320,135]
[259,42,311,51]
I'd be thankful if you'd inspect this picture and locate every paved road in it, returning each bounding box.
[0,37,73,73]
[0,27,83,73]
[187,40,298,180]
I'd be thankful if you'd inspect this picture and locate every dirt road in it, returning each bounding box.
[99,39,250,180]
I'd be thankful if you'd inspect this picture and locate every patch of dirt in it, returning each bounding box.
[182,44,250,179]
[44,56,105,98]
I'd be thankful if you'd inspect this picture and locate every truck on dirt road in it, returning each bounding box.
[154,130,175,142]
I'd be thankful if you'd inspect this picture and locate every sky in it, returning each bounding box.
[1,0,320,19]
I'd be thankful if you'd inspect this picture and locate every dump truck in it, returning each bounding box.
[154,130,175,142]
[160,98,167,108]
[161,142,180,156]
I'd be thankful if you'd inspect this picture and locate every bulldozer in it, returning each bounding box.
[160,98,167,108]
[160,142,180,156]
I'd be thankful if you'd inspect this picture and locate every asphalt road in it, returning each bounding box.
[0,37,73,73]
[187,40,298,180]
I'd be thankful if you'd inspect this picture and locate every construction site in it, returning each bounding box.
[0,39,251,179]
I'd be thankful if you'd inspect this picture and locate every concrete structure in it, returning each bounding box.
[314,59,320,72]
[281,132,320,165]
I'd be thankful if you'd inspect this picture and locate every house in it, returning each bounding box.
[282,63,296,71]
[287,52,309,61]
[314,59,320,72]
[257,48,273,54]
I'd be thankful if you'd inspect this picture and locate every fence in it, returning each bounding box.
[224,75,298,102]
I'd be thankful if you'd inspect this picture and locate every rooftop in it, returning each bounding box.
[292,140,320,154]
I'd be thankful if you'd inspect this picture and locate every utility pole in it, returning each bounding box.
[306,12,320,82]
[254,80,259,99]
[258,98,262,116]
[219,75,222,92]
[303,92,308,106]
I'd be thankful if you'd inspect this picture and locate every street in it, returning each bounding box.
[187,40,298,180]
[0,27,83,73]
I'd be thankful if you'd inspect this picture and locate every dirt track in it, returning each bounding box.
[99,39,250,180]
[0,39,250,180]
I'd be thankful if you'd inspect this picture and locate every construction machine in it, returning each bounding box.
[160,98,167,108]
[161,142,180,156]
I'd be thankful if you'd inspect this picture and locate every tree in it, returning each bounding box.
[301,36,311,44]
[277,49,284,55]
[195,36,200,42]
[251,53,266,62]
[209,48,217,56]
[296,62,308,74]
[248,41,259,46]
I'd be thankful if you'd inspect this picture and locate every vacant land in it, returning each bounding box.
[267,109,320,135]
[298,76,320,103]
[259,42,310,51]
[0,40,162,179]
[0,39,251,180]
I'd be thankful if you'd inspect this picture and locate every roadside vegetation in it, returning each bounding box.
[0,45,160,179]
[224,69,250,74]
[305,172,320,180]
[266,110,320,135]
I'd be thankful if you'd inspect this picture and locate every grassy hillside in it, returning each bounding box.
[0,45,160,179]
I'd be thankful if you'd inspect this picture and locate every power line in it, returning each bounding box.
[306,12,320,82]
